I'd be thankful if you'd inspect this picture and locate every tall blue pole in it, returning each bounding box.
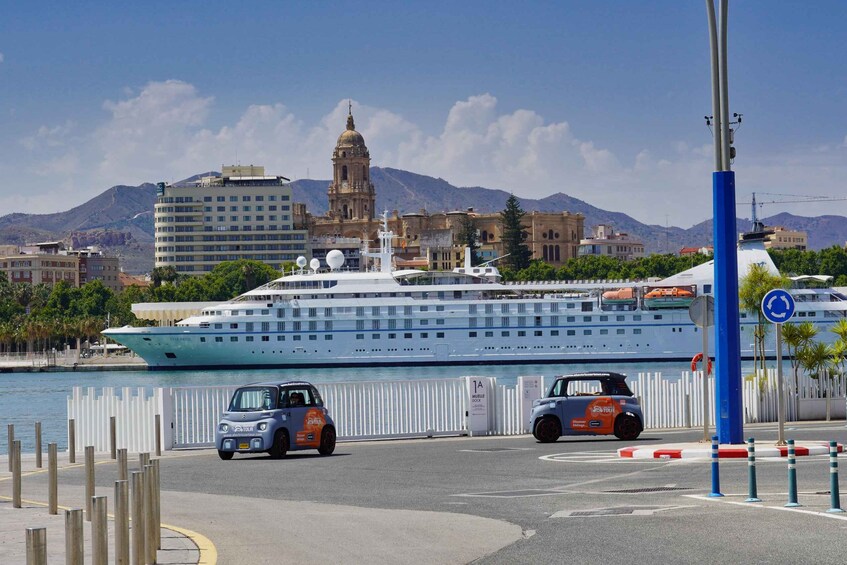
[713,170,743,443]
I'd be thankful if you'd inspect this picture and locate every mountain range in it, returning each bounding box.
[1,167,845,274]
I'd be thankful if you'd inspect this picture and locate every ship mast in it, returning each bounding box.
[361,211,395,273]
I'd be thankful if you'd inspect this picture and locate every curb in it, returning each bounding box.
[618,441,843,459]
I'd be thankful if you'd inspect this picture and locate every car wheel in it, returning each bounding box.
[533,416,561,443]
[218,450,233,461]
[614,415,642,441]
[269,429,289,459]
[318,426,336,456]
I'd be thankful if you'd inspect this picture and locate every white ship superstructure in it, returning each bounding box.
[104,221,847,370]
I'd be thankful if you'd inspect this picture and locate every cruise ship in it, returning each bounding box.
[103,220,847,370]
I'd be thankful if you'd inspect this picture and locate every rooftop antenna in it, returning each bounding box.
[751,191,764,233]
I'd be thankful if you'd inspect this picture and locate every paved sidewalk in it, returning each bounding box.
[0,452,203,565]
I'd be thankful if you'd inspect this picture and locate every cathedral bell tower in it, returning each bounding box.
[327,104,375,221]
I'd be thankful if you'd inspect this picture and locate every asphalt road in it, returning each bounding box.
[37,421,847,564]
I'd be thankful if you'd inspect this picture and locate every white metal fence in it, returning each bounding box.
[66,371,847,453]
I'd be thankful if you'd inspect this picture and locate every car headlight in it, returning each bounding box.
[258,422,267,431]
[218,423,229,433]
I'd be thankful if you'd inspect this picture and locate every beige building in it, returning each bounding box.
[578,224,645,261]
[298,109,584,269]
[154,165,309,274]
[764,226,807,251]
[0,254,79,286]
[0,242,121,289]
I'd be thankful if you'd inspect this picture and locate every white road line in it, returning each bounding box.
[685,494,847,521]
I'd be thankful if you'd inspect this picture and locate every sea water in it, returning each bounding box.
[0,360,771,453]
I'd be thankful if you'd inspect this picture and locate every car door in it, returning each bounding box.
[282,386,324,449]
[561,378,617,435]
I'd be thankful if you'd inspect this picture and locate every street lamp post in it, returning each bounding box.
[706,0,743,444]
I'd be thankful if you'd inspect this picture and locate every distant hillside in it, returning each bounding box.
[2,168,846,274]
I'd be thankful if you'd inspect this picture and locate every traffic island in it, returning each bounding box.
[618,441,842,459]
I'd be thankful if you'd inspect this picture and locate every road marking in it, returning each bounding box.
[540,452,666,464]
[551,505,694,518]
[685,494,847,521]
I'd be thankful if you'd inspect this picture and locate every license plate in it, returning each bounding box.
[238,443,249,449]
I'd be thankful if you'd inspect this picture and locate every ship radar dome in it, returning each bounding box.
[309,258,321,272]
[296,256,307,269]
[326,249,345,271]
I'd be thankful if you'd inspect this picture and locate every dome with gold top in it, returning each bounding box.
[333,108,369,159]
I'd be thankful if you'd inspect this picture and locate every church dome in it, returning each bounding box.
[336,110,366,148]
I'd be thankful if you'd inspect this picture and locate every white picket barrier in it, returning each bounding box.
[67,370,845,451]
[67,387,166,453]
[321,378,467,440]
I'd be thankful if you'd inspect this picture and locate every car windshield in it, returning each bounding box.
[228,386,277,412]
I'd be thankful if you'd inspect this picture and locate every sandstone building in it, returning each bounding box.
[299,109,584,269]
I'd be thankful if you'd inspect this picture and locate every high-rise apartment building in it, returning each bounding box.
[154,165,308,273]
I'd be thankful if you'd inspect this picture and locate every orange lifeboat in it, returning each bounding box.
[602,288,636,304]
[643,287,695,309]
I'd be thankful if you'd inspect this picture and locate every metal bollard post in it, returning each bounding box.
[139,452,150,470]
[118,448,128,482]
[708,435,723,497]
[35,421,42,469]
[785,439,801,507]
[745,437,761,502]
[7,423,14,472]
[48,443,58,515]
[13,440,22,508]
[130,471,145,565]
[115,480,130,565]
[26,527,47,565]
[144,464,157,564]
[111,416,117,460]
[153,459,161,549]
[69,419,76,464]
[92,495,108,565]
[155,415,162,457]
[66,508,84,565]
[827,441,844,513]
[85,446,95,521]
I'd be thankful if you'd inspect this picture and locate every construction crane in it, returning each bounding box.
[737,192,847,231]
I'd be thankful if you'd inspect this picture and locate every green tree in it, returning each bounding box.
[798,341,835,421]
[457,215,480,266]
[739,263,790,377]
[782,321,818,413]
[499,195,532,271]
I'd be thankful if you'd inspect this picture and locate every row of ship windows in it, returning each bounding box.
[196,328,647,343]
[204,306,651,321]
[203,316,665,331]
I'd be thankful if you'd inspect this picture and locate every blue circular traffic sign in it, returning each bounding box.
[761,289,795,324]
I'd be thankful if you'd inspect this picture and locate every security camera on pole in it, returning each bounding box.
[761,288,795,446]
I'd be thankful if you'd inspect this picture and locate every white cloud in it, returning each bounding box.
[11,81,847,226]
[0,52,4,63]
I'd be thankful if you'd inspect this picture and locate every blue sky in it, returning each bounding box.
[2,1,847,227]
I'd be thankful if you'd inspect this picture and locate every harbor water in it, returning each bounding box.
[0,360,776,453]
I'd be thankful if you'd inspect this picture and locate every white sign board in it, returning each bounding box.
[465,376,491,436]
[518,376,544,433]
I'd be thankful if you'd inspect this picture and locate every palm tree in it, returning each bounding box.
[738,264,789,377]
[798,341,834,421]
[782,322,818,415]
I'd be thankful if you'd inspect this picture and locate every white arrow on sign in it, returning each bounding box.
[765,294,791,319]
